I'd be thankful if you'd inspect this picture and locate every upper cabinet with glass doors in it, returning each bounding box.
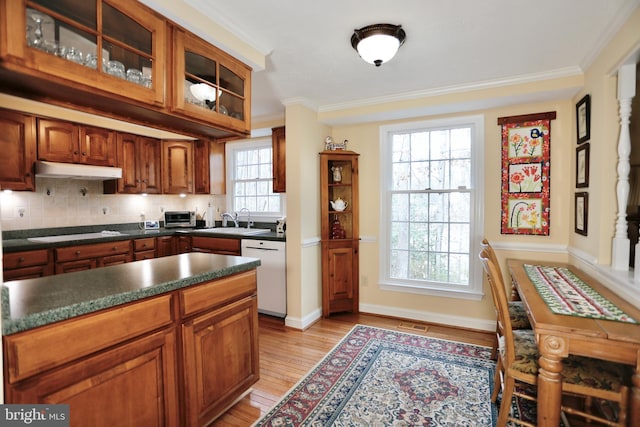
[0,0,166,106]
[172,29,252,135]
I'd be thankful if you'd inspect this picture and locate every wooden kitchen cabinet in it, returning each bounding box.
[0,0,166,107]
[181,271,259,426]
[0,109,36,191]
[272,126,286,193]
[4,294,179,426]
[194,139,211,194]
[156,236,176,258]
[3,249,53,281]
[105,132,162,194]
[191,236,241,255]
[210,141,226,195]
[176,235,192,254]
[38,118,116,166]
[133,237,156,260]
[171,28,252,136]
[54,240,132,273]
[320,150,360,317]
[162,140,194,194]
[3,262,259,426]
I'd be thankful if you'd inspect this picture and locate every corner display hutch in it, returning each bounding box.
[320,150,359,317]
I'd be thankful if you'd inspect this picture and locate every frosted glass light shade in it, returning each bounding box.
[356,34,401,66]
[351,24,406,67]
[190,83,221,101]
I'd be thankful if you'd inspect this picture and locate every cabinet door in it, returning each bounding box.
[1,0,166,106]
[172,28,251,135]
[162,140,193,194]
[0,109,36,191]
[323,243,359,317]
[99,253,131,267]
[182,296,259,426]
[5,329,179,427]
[194,139,210,194]
[80,126,116,166]
[115,132,141,193]
[156,236,175,257]
[176,236,192,254]
[139,136,162,194]
[210,141,226,195]
[55,258,97,274]
[272,126,286,193]
[3,249,53,280]
[37,118,79,163]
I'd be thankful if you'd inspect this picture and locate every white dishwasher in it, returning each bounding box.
[241,239,286,318]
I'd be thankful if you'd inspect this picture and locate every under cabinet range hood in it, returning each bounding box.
[35,161,123,180]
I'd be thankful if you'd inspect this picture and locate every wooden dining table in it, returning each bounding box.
[507,259,640,427]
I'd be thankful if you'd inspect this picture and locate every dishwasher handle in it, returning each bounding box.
[243,245,280,251]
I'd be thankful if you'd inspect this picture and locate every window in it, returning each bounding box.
[226,138,283,218]
[379,115,484,300]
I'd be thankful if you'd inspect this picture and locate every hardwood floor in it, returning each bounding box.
[210,312,494,426]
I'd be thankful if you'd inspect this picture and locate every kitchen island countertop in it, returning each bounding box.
[1,253,260,335]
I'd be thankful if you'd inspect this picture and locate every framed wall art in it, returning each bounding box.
[575,192,588,236]
[576,143,590,188]
[498,111,556,235]
[576,94,591,144]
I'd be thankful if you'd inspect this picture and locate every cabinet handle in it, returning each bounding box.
[73,150,79,155]
[112,247,117,251]
[82,152,87,156]
[18,257,25,263]
[75,251,81,256]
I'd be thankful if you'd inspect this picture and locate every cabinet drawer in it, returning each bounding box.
[180,270,256,317]
[3,294,174,383]
[4,249,50,269]
[55,240,132,262]
[135,250,156,261]
[191,236,240,255]
[134,237,156,252]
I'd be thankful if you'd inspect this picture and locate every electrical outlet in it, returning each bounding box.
[17,207,26,218]
[45,187,54,196]
[361,275,369,287]
[140,212,145,221]
[102,207,110,215]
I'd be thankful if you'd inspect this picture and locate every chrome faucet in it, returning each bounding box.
[221,211,239,227]
[239,207,253,229]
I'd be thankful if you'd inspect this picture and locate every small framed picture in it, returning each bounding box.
[576,94,590,144]
[576,143,590,188]
[575,192,588,236]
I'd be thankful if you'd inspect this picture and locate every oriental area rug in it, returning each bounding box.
[254,324,512,426]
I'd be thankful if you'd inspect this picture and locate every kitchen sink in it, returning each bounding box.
[195,228,271,236]
[28,231,124,243]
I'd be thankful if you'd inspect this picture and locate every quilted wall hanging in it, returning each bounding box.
[498,112,556,235]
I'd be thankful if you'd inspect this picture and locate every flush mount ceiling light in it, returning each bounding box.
[351,23,406,67]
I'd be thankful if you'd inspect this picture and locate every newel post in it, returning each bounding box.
[612,64,636,271]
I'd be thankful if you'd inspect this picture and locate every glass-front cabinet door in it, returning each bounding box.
[172,28,251,135]
[1,0,166,105]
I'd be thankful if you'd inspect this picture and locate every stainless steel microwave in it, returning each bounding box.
[164,211,196,228]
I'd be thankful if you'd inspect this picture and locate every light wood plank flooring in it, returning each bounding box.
[211,313,494,426]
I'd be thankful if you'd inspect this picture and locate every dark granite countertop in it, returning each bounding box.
[2,223,285,253]
[1,252,260,335]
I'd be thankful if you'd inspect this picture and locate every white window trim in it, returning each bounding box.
[378,114,485,300]
[225,138,285,222]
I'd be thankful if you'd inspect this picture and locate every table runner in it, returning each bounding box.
[524,264,638,323]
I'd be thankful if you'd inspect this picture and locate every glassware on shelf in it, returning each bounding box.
[126,68,143,84]
[27,11,51,50]
[331,216,346,239]
[106,60,125,78]
[65,47,84,64]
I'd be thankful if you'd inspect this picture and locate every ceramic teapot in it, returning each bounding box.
[330,197,348,211]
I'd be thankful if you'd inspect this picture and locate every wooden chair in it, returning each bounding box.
[479,249,630,427]
[480,239,530,360]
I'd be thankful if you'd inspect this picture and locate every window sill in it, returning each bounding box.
[379,282,484,301]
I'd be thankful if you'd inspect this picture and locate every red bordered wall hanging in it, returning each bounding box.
[498,112,556,235]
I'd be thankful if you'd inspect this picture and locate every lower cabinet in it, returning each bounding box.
[182,295,259,426]
[2,249,53,281]
[54,240,132,274]
[6,329,179,427]
[191,236,241,255]
[3,270,259,426]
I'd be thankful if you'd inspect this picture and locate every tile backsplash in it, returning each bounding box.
[0,177,226,231]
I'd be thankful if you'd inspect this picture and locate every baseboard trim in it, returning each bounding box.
[284,308,322,330]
